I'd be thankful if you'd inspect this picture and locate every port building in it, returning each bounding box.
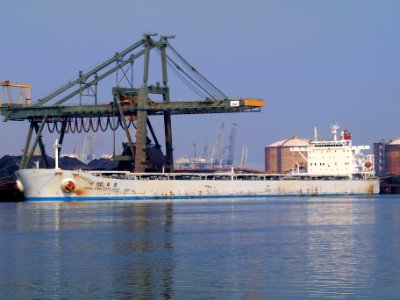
[265,135,310,174]
[374,138,400,177]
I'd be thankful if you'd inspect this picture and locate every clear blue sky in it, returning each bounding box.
[1,0,399,169]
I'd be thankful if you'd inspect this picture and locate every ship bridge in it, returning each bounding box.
[0,33,263,173]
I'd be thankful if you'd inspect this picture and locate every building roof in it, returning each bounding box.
[389,137,400,145]
[268,135,311,147]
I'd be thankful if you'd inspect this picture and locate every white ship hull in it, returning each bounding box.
[16,169,380,201]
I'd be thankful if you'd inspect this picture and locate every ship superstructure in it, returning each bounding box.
[290,125,374,178]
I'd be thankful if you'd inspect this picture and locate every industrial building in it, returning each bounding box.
[374,138,400,177]
[374,138,400,193]
[265,135,310,174]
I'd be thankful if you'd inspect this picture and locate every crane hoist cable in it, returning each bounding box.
[160,48,208,99]
[159,47,213,98]
[160,49,214,99]
[166,43,228,99]
[164,55,208,99]
[156,48,218,100]
[168,52,226,100]
[166,49,226,100]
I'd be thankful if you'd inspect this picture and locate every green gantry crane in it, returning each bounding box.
[0,33,264,173]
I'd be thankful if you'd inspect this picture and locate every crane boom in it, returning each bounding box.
[0,34,264,173]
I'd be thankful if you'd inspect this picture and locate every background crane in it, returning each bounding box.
[0,81,31,105]
[224,123,237,167]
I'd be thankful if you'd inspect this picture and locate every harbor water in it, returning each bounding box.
[1,196,400,299]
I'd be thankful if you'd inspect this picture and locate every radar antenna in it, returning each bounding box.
[330,124,340,141]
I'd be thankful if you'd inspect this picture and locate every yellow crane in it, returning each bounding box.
[0,80,31,105]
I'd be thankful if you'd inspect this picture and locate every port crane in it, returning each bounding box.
[0,81,31,105]
[225,123,237,167]
[0,33,264,173]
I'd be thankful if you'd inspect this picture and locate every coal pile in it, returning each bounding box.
[0,155,23,201]
[0,155,20,183]
[0,155,118,181]
[59,156,88,170]
[87,158,118,170]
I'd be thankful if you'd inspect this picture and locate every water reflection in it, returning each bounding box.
[1,197,400,299]
[107,202,174,299]
[0,202,175,299]
[305,198,377,298]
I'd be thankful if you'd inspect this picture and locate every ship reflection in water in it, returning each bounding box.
[0,202,175,299]
[1,197,400,299]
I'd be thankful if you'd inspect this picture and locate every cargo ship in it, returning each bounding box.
[16,125,379,201]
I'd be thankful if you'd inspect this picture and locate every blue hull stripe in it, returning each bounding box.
[24,193,372,202]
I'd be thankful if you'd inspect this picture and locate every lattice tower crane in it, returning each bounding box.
[224,123,237,167]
